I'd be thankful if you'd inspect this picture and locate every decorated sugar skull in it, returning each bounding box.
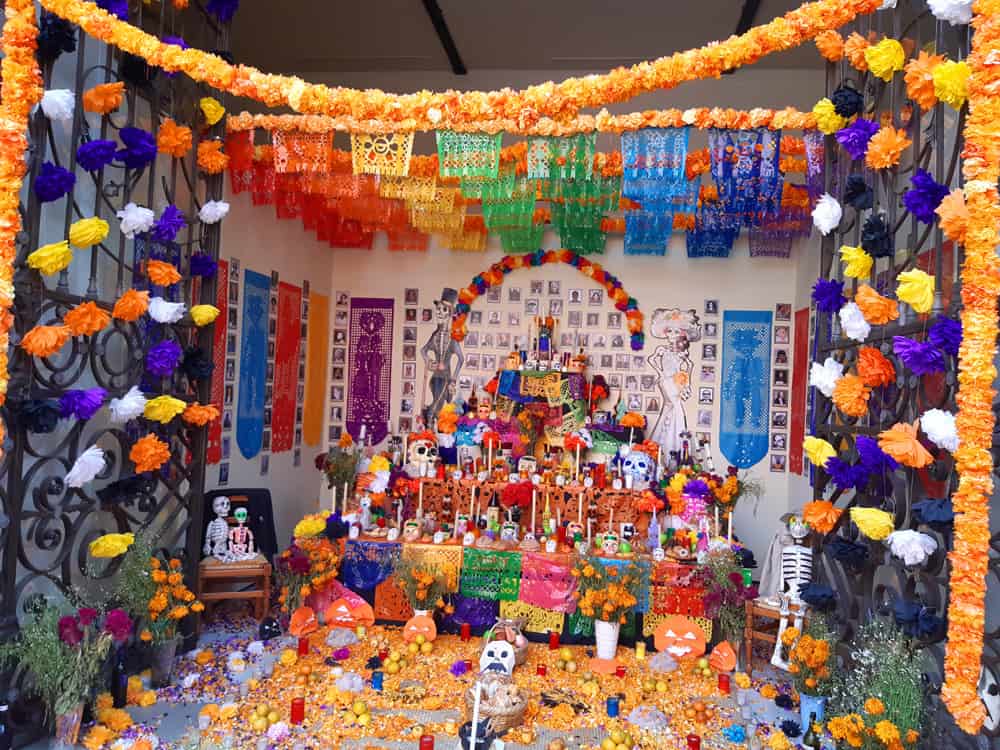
[480,640,516,676]
[402,519,421,542]
[566,520,584,542]
[601,530,620,555]
[500,521,518,543]
[652,547,666,562]
[517,456,537,478]
[407,431,439,469]
[455,512,470,536]
[788,515,810,542]
[620,449,655,485]
[476,395,493,421]
[233,506,248,525]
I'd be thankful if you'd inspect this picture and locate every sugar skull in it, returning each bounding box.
[788,515,810,542]
[601,531,620,555]
[566,521,584,543]
[407,432,439,474]
[480,640,516,676]
[477,396,493,421]
[500,521,518,544]
[652,547,666,562]
[402,519,421,542]
[621,450,655,487]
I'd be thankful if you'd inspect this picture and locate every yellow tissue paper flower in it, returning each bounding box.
[144,395,188,424]
[840,245,873,279]
[864,38,905,82]
[896,269,935,313]
[369,455,390,473]
[138,690,157,707]
[812,97,847,135]
[850,507,895,541]
[27,240,73,276]
[293,514,327,538]
[89,532,135,558]
[190,304,221,327]
[279,648,298,667]
[200,97,225,126]
[933,59,970,110]
[69,217,110,248]
[803,436,837,466]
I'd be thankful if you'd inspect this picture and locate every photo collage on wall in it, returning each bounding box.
[218,256,241,486]
[258,269,280,478]
[292,280,310,468]
[693,298,719,444]
[328,290,350,448]
[769,301,792,473]
[399,288,420,434]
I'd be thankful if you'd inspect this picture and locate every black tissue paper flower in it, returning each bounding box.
[780,720,802,738]
[775,694,794,710]
[862,213,893,258]
[843,174,874,210]
[181,346,214,382]
[799,583,837,611]
[37,11,77,64]
[96,475,151,506]
[894,598,945,639]
[831,85,864,118]
[16,398,61,434]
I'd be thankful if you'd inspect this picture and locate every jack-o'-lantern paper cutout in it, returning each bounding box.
[653,615,708,659]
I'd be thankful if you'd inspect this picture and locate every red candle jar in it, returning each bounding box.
[548,631,560,650]
[378,649,389,661]
[718,672,731,694]
[556,525,567,545]
[464,659,473,672]
[419,735,435,750]
[536,664,547,676]
[460,622,472,642]
[686,734,701,750]
[297,637,309,656]
[615,665,626,678]
[290,697,305,725]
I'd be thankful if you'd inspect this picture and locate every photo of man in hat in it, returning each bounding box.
[420,288,463,424]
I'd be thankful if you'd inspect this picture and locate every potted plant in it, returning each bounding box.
[0,601,131,747]
[571,554,641,661]
[392,556,456,643]
[779,613,835,728]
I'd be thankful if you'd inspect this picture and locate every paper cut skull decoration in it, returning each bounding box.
[480,640,516,676]
[621,451,655,485]
[601,531,620,555]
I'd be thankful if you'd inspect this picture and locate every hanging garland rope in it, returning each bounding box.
[451,250,644,350]
[38,0,878,131]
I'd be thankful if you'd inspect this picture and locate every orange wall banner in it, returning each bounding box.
[303,293,329,446]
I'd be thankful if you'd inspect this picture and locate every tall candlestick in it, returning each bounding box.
[578,492,583,524]
[488,442,493,473]
[609,508,614,536]
[469,485,476,519]
[343,482,348,509]
[470,682,483,750]
[418,479,424,518]
[556,507,561,529]
[587,517,593,546]
[575,444,581,481]
[714,506,720,538]
[330,484,337,513]
[728,512,733,545]
[402,434,408,467]
[531,489,537,533]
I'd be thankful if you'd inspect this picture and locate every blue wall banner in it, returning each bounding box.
[237,269,270,459]
[719,310,772,468]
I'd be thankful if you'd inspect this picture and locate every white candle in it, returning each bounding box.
[330,484,337,513]
[418,480,424,518]
[343,482,349,510]
[531,489,537,533]
[402,434,408,466]
[715,506,720,537]
[578,492,583,524]
[587,517,593,546]
[488,442,493,473]
[728,512,733,545]
[575,443,581,480]
[609,508,614,535]
[470,681,483,750]
[469,484,476,519]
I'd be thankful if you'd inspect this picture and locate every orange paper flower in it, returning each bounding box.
[832,373,870,417]
[146,259,181,287]
[855,284,899,325]
[844,32,871,72]
[815,30,845,62]
[156,118,192,158]
[130,434,171,473]
[904,51,945,111]
[936,187,968,245]
[82,81,124,114]
[20,324,71,357]
[63,301,110,336]
[197,141,229,174]
[182,402,220,427]
[856,346,896,387]
[865,126,911,170]
[802,500,842,534]
[878,421,933,468]
[113,289,150,322]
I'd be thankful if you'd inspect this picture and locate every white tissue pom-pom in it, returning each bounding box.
[809,357,844,398]
[198,200,230,224]
[472,422,489,444]
[369,469,390,494]
[116,202,155,238]
[437,432,455,449]
[40,89,75,121]
[65,445,105,487]
[928,0,973,25]
[812,193,842,236]
[887,529,938,566]
[148,297,186,323]
[109,385,147,423]
[921,409,959,452]
[577,428,594,448]
[879,0,897,8]
[839,302,871,342]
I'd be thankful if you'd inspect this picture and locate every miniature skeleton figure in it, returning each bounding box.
[601,531,620,556]
[227,507,256,560]
[204,495,231,560]
[500,521,519,544]
[770,517,812,670]
[358,495,373,532]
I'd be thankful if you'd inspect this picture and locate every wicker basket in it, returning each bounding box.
[485,616,529,666]
[463,672,528,736]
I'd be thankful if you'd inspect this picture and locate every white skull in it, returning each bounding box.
[517,456,537,475]
[408,439,438,466]
[462,531,476,546]
[601,532,620,555]
[621,452,654,483]
[212,496,230,517]
[403,520,421,542]
[652,547,665,562]
[788,516,810,542]
[480,640,516,676]
[500,522,518,543]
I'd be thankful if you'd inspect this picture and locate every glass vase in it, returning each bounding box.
[150,636,180,688]
[53,703,83,749]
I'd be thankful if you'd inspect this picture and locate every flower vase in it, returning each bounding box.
[799,692,827,730]
[594,619,620,660]
[150,637,180,688]
[53,703,83,749]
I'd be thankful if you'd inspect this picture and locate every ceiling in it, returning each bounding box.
[230,0,823,77]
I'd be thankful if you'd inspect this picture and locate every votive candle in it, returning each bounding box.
[718,672,731,694]
[635,642,646,661]
[371,671,383,691]
[460,622,472,642]
[290,697,305,725]
[606,696,620,718]
[297,637,309,656]
[548,631,560,650]
[536,664,547,676]
[686,735,701,750]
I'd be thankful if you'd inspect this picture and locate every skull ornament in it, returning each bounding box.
[566,521,584,542]
[652,547,666,562]
[480,640,516,676]
[621,451,655,485]
[500,521,518,543]
[213,496,230,516]
[601,531,620,555]
[402,519,421,542]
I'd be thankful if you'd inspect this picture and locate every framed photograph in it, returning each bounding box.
[508,312,521,327]
[497,332,511,349]
[700,365,716,382]
[293,448,301,468]
[588,288,604,306]
[421,308,433,323]
[645,396,661,413]
[774,325,790,345]
[704,299,719,316]
[269,293,278,316]
[774,349,789,366]
[698,387,714,404]
[772,389,788,407]
[401,382,414,399]
[615,353,630,370]
[774,369,789,387]
[400,398,414,414]
[586,312,600,328]
[600,354,614,368]
[547,280,561,296]
[330,405,343,422]
[525,298,539,316]
[632,355,645,370]
[228,309,238,330]
[607,311,622,329]
[329,426,342,441]
[402,344,417,361]
[458,376,472,392]
[481,333,494,348]
[228,281,239,304]
[608,373,622,389]
[295,429,302,446]
[218,463,229,485]
[625,375,639,392]
[403,326,417,343]
[266,361,275,381]
[594,410,610,425]
[772,411,788,428]
[770,453,787,472]
[398,417,413,433]
[267,341,275,359]
[641,374,656,392]
[488,310,502,326]
[771,433,788,451]
[268,318,277,337]
[486,287,502,303]
[270,270,279,286]
[611,334,625,349]
[465,353,480,370]
[703,322,718,339]
[260,454,270,476]
[702,343,718,361]
[227,333,236,355]
[577,333,589,347]
[225,358,235,381]
[593,334,607,348]
[775,302,792,321]
[697,409,713,427]
[508,287,522,303]
[262,430,271,451]
[404,288,419,305]
[221,437,231,459]
[549,299,563,316]
[465,331,480,348]
[402,362,416,379]
[331,367,344,381]
[222,411,233,431]
[470,310,483,326]
[483,354,496,372]
[336,291,349,307]
[333,329,347,345]
[224,384,234,406]
[335,310,348,326]
[695,432,711,446]
[568,311,582,328]
[560,333,573,348]
[333,347,346,364]
[568,288,583,305]
[530,280,544,295]
[266,384,273,403]
[330,385,344,401]
[627,393,643,411]
[405,308,417,323]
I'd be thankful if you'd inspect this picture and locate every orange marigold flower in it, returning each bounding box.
[20,324,71,357]
[904,51,945,111]
[865,697,886,715]
[832,373,871,418]
[855,284,899,326]
[82,82,124,114]
[157,118,193,158]
[802,500,842,534]
[151,570,167,584]
[191,601,205,612]
[63,301,110,336]
[865,126,911,170]
[168,605,189,620]
[844,32,871,72]
[815,30,845,62]
[936,188,968,245]
[878,421,933,468]
[197,141,230,174]
[905,729,919,744]
[112,289,150,322]
[167,572,182,585]
[169,558,182,570]
[130,434,171,473]
[857,346,896,388]
[146,259,181,287]
[183,402,220,427]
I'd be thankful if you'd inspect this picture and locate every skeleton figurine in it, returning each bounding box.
[227,507,256,561]
[358,495,374,532]
[770,516,812,670]
[500,520,519,545]
[204,496,232,561]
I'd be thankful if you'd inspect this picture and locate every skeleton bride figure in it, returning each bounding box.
[646,308,701,456]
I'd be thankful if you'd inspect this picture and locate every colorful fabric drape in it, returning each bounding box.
[341,540,400,591]
[302,292,329,446]
[236,269,269,459]
[271,282,301,453]
[719,310,772,468]
[346,298,393,445]
[519,553,578,613]
[206,259,228,464]
[460,548,522,601]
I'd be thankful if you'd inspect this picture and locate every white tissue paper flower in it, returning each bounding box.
[109,385,147,423]
[246,641,265,656]
[839,301,871,342]
[369,470,390,494]
[148,297,186,323]
[198,200,230,224]
[887,529,938,566]
[65,445,105,487]
[577,428,594,448]
[812,193,842,236]
[116,202,155,238]
[437,432,455,449]
[471,422,489,444]
[40,89,75,121]
[928,0,973,25]
[809,357,844,398]
[921,409,959,452]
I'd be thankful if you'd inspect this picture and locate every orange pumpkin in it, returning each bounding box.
[402,612,437,643]
[708,640,738,672]
[653,616,707,659]
[289,606,318,638]
[324,597,375,630]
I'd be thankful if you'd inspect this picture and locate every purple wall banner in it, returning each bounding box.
[346,297,394,445]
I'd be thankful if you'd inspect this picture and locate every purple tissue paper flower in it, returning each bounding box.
[812,278,847,313]
[151,205,186,244]
[835,118,879,161]
[96,0,128,19]
[34,162,76,203]
[928,316,962,357]
[893,336,945,375]
[76,140,117,172]
[825,457,870,492]
[449,659,468,677]
[146,339,183,377]
[206,0,239,22]
[116,127,157,169]
[332,647,350,661]
[59,388,107,420]
[903,168,950,224]
[856,434,899,473]
[189,252,218,278]
[683,479,711,498]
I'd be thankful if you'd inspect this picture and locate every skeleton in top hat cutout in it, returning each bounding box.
[421,288,463,425]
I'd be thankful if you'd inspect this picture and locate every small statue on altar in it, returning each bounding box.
[768,516,812,670]
[402,518,422,542]
[405,430,439,478]
[500,520,519,545]
[227,507,256,561]
[600,530,620,556]
[619,445,656,490]
[565,520,584,547]
[455,512,471,538]
[536,315,555,364]
[518,530,539,552]
[358,494,374,532]
[204,495,231,561]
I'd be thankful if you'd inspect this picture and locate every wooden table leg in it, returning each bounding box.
[744,600,754,677]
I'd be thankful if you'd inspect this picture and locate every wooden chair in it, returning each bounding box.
[197,554,272,629]
[744,598,809,676]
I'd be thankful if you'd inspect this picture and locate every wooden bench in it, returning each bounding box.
[197,554,272,627]
[744,598,809,676]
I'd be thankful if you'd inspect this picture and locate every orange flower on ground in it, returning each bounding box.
[832,373,870,417]
[130,434,171,473]
[936,187,968,245]
[197,141,229,174]
[63,301,110,336]
[20,324,71,357]
[156,118,193,158]
[146,259,181,286]
[82,81,124,114]
[112,289,150,321]
[865,126,911,169]
[904,51,945,110]
[182,402,220,427]
[878,421,933,468]
[802,500,842,534]
[865,697,885,715]
[855,284,899,325]
[856,346,896,388]
[815,29,845,62]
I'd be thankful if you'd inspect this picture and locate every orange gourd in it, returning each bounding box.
[709,640,738,672]
[654,615,707,659]
[402,612,437,643]
[289,606,317,638]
